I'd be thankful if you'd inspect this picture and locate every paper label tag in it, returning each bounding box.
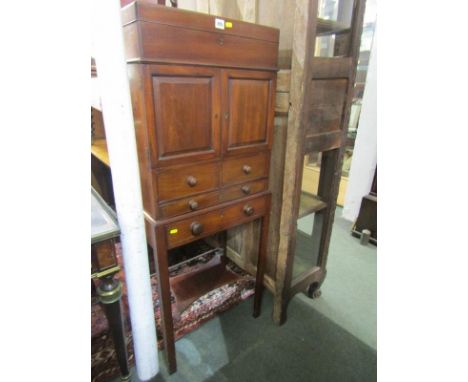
[169,228,178,235]
[215,18,225,30]
[225,21,233,29]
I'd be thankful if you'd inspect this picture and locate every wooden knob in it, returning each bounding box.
[243,205,254,216]
[242,165,252,175]
[241,185,251,195]
[190,221,203,236]
[188,200,199,211]
[186,176,197,187]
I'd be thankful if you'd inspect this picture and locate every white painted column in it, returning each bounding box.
[92,1,159,380]
[342,24,378,222]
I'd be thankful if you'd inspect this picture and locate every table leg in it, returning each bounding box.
[253,195,271,318]
[153,225,177,374]
[97,276,131,380]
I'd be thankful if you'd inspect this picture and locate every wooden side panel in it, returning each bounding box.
[305,79,348,135]
[127,64,157,217]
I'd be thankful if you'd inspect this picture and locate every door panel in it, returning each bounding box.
[222,69,275,155]
[146,65,221,167]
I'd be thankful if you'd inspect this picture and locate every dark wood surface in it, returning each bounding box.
[147,64,221,167]
[123,18,278,70]
[121,1,279,43]
[156,160,220,202]
[222,69,275,155]
[221,151,269,186]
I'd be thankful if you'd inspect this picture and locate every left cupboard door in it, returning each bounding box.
[144,65,221,167]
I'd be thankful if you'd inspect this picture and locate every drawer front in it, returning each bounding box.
[157,161,220,202]
[220,179,268,203]
[127,22,278,70]
[222,195,267,228]
[159,190,220,219]
[166,210,223,249]
[163,193,269,249]
[221,151,269,186]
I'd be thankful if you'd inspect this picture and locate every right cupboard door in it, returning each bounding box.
[221,69,276,156]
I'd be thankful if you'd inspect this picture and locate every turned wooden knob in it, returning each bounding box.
[243,205,254,216]
[186,176,197,187]
[190,221,203,236]
[242,165,252,174]
[241,185,251,195]
[188,200,199,211]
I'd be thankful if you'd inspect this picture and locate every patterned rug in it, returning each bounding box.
[91,243,255,382]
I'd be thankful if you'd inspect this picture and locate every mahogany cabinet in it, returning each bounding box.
[121,1,279,374]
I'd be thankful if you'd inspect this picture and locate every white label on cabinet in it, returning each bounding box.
[215,18,225,30]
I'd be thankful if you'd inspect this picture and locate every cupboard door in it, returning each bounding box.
[222,69,275,155]
[146,65,221,167]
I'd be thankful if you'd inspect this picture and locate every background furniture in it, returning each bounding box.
[272,0,367,324]
[91,187,130,380]
[121,2,279,373]
[352,166,377,244]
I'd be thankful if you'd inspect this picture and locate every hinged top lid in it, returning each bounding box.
[121,0,279,44]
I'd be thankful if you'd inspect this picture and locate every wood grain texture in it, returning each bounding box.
[156,160,220,202]
[162,193,268,249]
[121,1,278,42]
[222,69,275,155]
[124,21,279,70]
[273,0,319,325]
[146,64,221,167]
[276,69,291,92]
[221,151,269,186]
[305,79,348,134]
[159,190,220,218]
[220,178,268,202]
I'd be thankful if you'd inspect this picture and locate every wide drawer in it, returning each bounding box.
[220,179,268,203]
[164,193,268,249]
[221,151,269,186]
[166,210,223,249]
[156,161,220,202]
[159,190,220,219]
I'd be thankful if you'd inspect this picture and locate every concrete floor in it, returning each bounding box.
[114,208,377,382]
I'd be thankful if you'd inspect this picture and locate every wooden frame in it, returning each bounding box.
[267,0,367,324]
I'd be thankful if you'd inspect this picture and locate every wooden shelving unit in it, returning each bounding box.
[298,192,327,219]
[270,0,367,325]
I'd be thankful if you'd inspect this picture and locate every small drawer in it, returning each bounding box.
[159,191,220,219]
[221,195,267,230]
[166,210,223,249]
[220,179,268,203]
[156,161,220,202]
[221,151,269,186]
